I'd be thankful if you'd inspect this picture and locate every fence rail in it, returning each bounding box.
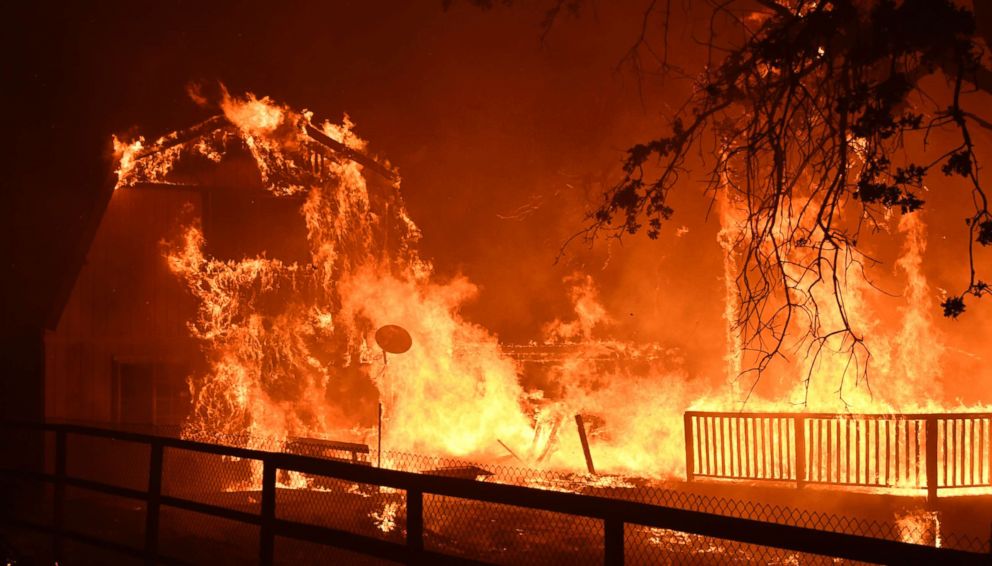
[0,421,989,565]
[684,411,992,501]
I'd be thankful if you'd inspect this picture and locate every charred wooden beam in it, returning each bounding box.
[304,123,399,182]
[131,115,232,161]
[129,115,400,184]
[575,414,596,475]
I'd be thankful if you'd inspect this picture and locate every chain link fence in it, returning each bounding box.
[174,427,990,563]
[2,423,989,565]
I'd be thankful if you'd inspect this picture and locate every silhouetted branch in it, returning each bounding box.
[585,0,992,402]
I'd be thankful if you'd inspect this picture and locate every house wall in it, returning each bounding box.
[45,186,202,425]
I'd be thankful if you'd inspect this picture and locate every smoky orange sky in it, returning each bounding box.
[6,1,992,401]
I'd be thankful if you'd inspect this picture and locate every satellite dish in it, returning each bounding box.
[375,325,412,354]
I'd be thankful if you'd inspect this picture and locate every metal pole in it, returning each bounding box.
[260,459,276,566]
[406,489,424,557]
[379,350,386,469]
[604,517,624,565]
[144,442,163,565]
[53,430,66,563]
[497,439,523,463]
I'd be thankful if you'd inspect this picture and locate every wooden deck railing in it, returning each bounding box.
[684,411,992,501]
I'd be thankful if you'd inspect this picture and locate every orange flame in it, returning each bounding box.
[114,89,989,487]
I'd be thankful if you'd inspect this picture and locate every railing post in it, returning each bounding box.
[926,417,938,505]
[604,517,624,566]
[406,489,424,560]
[794,416,806,488]
[683,413,694,482]
[53,429,66,562]
[145,442,163,565]
[260,459,277,566]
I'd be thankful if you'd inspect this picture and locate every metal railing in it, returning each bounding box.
[0,421,989,565]
[684,411,992,501]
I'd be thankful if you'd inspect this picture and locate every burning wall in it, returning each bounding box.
[114,92,535,461]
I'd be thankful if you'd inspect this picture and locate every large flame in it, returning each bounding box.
[114,90,987,484]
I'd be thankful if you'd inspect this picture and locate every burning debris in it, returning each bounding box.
[370,501,401,534]
[896,508,942,547]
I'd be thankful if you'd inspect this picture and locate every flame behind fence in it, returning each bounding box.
[684,411,992,500]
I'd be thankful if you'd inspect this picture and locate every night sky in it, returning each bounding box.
[4,1,730,372]
[6,1,992,386]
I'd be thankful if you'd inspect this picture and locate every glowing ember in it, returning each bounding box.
[896,509,941,547]
[370,501,400,533]
[112,135,144,187]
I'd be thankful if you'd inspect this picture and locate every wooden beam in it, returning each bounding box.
[575,414,596,475]
[304,123,399,182]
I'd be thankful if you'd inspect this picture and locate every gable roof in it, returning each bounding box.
[44,114,398,331]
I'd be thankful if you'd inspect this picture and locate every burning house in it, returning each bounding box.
[41,92,707,479]
[39,87,992,479]
[46,96,418,434]
[9,2,992,563]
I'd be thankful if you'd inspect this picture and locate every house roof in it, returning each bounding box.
[44,114,398,331]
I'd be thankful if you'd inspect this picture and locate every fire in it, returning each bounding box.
[710,167,981,416]
[340,269,534,457]
[370,501,400,533]
[122,90,537,471]
[114,88,989,487]
[896,509,941,547]
[220,91,284,135]
[542,274,612,342]
[319,113,368,152]
[112,135,144,187]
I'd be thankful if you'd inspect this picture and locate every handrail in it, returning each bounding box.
[684,411,992,503]
[0,420,988,565]
[685,410,992,421]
